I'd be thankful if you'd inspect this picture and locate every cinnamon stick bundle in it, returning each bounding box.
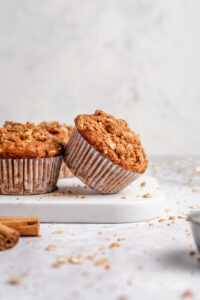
[0,216,40,236]
[0,223,20,250]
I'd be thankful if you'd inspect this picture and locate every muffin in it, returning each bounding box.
[0,121,64,195]
[64,110,148,194]
[39,122,73,178]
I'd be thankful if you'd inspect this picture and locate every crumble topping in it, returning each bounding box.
[75,110,148,173]
[0,121,64,159]
[39,121,73,144]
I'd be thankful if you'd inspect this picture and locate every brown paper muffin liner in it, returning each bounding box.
[0,156,62,195]
[64,128,140,194]
[59,160,73,178]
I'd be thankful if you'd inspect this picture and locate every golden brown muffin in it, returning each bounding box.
[75,110,148,174]
[0,121,64,159]
[0,122,64,195]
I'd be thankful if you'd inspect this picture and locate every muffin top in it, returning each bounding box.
[39,122,73,144]
[75,110,148,173]
[0,121,65,159]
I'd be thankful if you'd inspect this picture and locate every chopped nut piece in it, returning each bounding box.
[189,251,196,256]
[140,181,146,187]
[81,196,86,199]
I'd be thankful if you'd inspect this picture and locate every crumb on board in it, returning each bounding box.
[68,256,85,264]
[9,277,21,285]
[189,251,196,256]
[109,243,121,248]
[52,230,64,234]
[95,258,108,266]
[140,181,146,187]
[46,245,57,251]
[181,290,194,298]
[142,193,152,198]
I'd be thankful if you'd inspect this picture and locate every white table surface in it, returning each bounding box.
[0,156,200,300]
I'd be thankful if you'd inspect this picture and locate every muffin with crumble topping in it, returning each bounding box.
[38,121,73,178]
[64,110,148,194]
[0,121,64,195]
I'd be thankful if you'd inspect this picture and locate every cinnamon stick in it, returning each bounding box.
[0,223,20,250]
[0,216,40,236]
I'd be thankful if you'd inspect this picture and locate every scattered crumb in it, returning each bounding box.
[121,195,127,199]
[27,240,32,245]
[138,266,143,270]
[52,230,64,234]
[87,255,95,261]
[9,277,21,285]
[158,218,166,223]
[181,290,194,298]
[38,234,42,238]
[52,263,62,268]
[57,256,69,264]
[98,232,103,235]
[169,216,175,220]
[69,256,85,264]
[189,251,196,256]
[142,193,152,198]
[109,243,121,248]
[149,223,154,227]
[165,208,170,213]
[46,245,57,251]
[140,181,146,187]
[16,197,20,201]
[95,258,108,266]
[81,196,86,199]
[105,264,111,270]
[127,277,134,285]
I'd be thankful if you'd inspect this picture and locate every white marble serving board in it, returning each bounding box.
[0,175,165,223]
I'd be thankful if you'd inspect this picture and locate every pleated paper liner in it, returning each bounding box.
[0,156,62,195]
[59,160,73,178]
[64,128,140,194]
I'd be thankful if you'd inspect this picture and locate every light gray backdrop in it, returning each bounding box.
[0,0,199,156]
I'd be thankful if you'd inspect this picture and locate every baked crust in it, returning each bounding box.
[39,122,73,144]
[0,122,64,159]
[75,110,148,173]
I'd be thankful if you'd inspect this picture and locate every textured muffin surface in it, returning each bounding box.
[39,122,73,144]
[75,110,148,173]
[0,122,64,159]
